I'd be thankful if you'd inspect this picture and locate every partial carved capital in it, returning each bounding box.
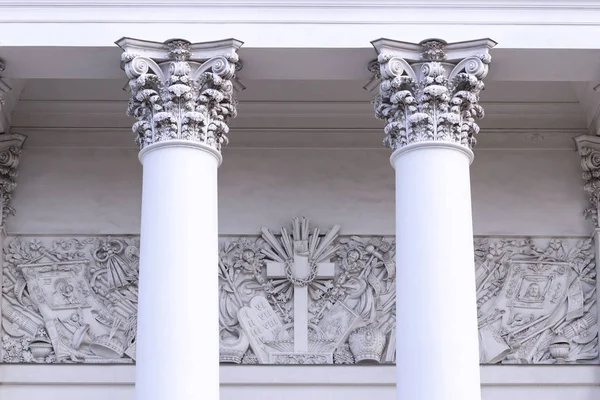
[0,80,8,106]
[0,75,12,134]
[574,135,600,226]
[116,37,244,153]
[368,38,496,152]
[0,133,26,227]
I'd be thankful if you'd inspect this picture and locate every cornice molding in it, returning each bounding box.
[1,1,599,9]
[11,100,585,131]
[14,127,586,150]
[2,1,600,26]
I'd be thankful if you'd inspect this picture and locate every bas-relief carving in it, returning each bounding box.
[1,219,596,365]
[219,218,393,365]
[475,238,598,364]
[222,224,597,365]
[1,237,139,363]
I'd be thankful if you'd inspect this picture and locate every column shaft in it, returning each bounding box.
[136,141,220,400]
[393,142,480,399]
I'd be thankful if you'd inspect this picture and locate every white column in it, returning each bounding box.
[117,37,243,400]
[370,38,495,400]
[392,142,479,399]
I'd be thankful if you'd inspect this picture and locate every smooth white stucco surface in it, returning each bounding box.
[8,145,591,237]
[0,365,597,400]
[136,142,221,400]
[392,143,481,400]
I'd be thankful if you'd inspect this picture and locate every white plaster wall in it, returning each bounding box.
[9,146,142,235]
[472,149,590,237]
[8,145,591,237]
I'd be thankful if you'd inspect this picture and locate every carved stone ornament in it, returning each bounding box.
[0,75,8,108]
[116,37,244,152]
[2,219,597,365]
[2,237,139,363]
[475,237,597,364]
[0,70,12,134]
[574,135,600,226]
[0,133,26,227]
[369,38,496,151]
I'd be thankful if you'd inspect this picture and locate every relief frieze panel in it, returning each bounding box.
[1,218,597,365]
[2,237,139,363]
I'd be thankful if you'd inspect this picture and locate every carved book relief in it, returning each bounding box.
[1,218,597,365]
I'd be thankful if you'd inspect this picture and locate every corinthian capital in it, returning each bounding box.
[0,133,26,227]
[116,37,244,152]
[369,38,496,151]
[0,61,12,134]
[574,135,600,227]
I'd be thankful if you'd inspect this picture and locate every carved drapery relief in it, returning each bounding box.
[1,219,596,365]
[0,133,26,227]
[574,135,600,226]
[117,37,243,152]
[369,38,496,151]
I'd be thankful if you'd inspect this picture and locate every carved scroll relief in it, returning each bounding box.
[1,219,597,365]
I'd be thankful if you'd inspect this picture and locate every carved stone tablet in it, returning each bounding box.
[250,296,283,340]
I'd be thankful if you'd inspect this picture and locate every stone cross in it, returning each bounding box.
[266,244,334,352]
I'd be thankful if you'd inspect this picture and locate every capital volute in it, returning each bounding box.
[116,37,244,153]
[574,135,600,226]
[368,37,496,152]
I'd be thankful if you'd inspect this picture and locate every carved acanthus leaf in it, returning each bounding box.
[370,38,495,151]
[574,135,600,226]
[0,133,26,227]
[117,38,243,152]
